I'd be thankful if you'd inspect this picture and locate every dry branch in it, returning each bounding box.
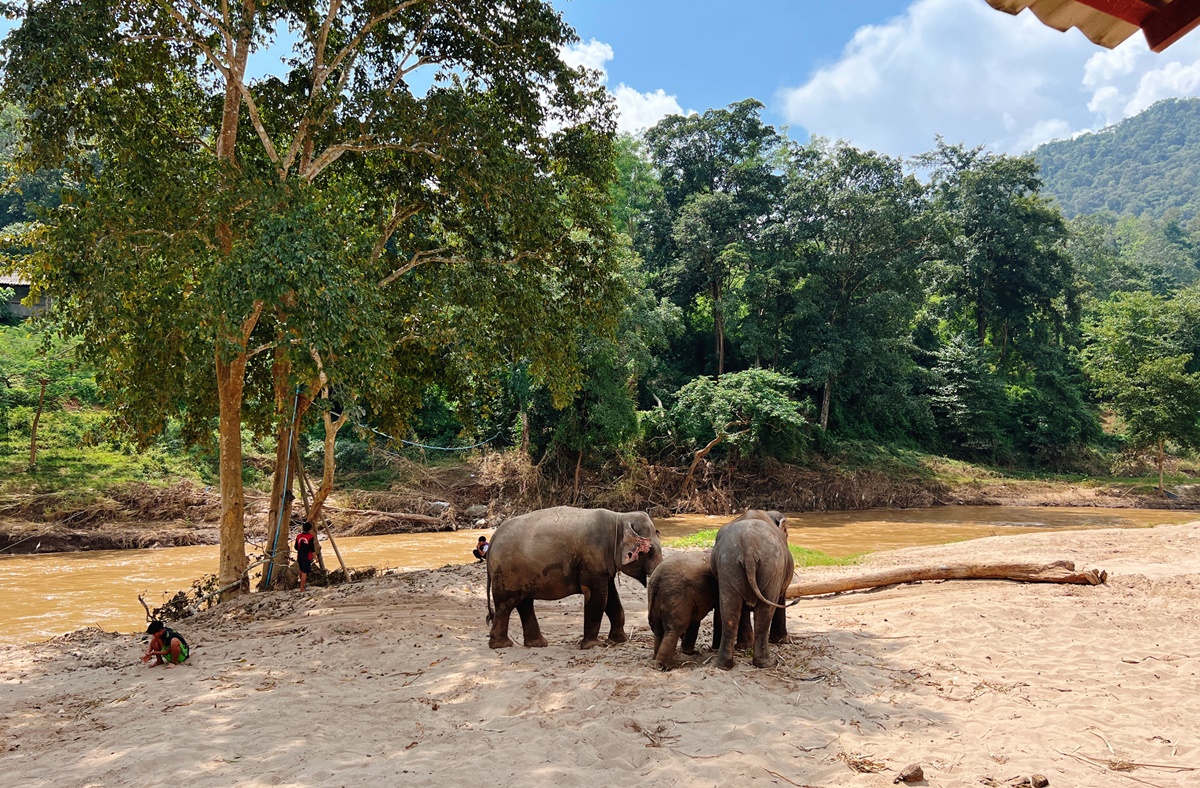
[786,560,1107,599]
[322,504,441,524]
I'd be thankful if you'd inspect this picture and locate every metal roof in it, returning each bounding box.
[0,273,29,286]
[986,0,1200,52]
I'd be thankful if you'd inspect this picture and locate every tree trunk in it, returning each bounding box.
[681,432,724,497]
[785,560,1107,599]
[713,281,725,378]
[573,448,583,503]
[1158,438,1166,494]
[264,345,295,587]
[216,349,251,601]
[28,377,47,469]
[307,405,349,526]
[820,377,833,432]
[212,25,254,601]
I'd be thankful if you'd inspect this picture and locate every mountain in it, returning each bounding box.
[1033,98,1200,221]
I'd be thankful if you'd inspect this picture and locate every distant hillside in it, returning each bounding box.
[1034,98,1200,220]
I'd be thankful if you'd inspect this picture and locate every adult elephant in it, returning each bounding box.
[486,506,662,649]
[710,514,794,669]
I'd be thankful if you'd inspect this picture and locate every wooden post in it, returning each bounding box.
[298,457,348,579]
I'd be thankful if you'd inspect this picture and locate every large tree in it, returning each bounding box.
[784,141,928,432]
[3,0,619,595]
[641,99,785,377]
[1083,289,1200,492]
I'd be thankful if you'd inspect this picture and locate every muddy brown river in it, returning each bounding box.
[1,505,1195,645]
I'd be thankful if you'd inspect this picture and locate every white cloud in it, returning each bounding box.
[560,39,614,75]
[779,0,1200,157]
[560,38,683,133]
[612,85,685,133]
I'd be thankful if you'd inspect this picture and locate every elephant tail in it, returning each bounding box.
[485,556,495,624]
[745,555,786,609]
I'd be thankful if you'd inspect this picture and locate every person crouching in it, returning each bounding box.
[142,621,189,666]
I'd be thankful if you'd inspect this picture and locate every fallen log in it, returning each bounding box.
[786,560,1107,599]
[322,505,442,525]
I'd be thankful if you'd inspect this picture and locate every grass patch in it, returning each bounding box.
[664,529,861,567]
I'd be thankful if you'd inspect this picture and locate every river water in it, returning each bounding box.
[1,505,1194,645]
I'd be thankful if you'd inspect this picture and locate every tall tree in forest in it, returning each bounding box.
[1083,290,1200,492]
[642,99,785,377]
[2,1,618,595]
[785,141,927,432]
[921,141,1076,359]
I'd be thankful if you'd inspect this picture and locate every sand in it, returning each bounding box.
[2,523,1199,787]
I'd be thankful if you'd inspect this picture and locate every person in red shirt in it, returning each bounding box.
[294,521,316,592]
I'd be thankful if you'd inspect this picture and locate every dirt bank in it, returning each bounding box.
[2,523,1198,786]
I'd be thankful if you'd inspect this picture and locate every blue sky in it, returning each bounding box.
[7,1,1200,158]
[555,0,1200,157]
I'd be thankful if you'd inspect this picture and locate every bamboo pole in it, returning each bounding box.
[298,458,348,579]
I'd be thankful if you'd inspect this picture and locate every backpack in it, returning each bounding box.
[295,531,315,558]
[163,627,187,650]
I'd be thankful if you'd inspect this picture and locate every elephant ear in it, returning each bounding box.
[617,523,653,566]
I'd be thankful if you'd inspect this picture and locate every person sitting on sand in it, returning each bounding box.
[141,621,189,666]
[473,535,490,562]
[295,521,317,592]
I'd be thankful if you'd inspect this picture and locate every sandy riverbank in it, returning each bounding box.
[2,523,1199,787]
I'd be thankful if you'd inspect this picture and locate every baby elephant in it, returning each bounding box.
[711,514,795,670]
[647,551,718,670]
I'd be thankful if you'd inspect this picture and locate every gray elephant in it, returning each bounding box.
[715,509,788,648]
[486,506,662,649]
[647,550,718,670]
[710,513,795,669]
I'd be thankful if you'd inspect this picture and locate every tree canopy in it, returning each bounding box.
[2,0,621,592]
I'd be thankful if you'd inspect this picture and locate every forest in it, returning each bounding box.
[1035,96,1200,220]
[5,95,1200,501]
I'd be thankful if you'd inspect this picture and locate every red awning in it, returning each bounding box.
[987,0,1200,52]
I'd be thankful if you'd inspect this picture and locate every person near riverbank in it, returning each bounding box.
[295,522,316,592]
[473,535,490,562]
[141,621,188,666]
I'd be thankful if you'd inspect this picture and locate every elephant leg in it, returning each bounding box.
[517,598,547,648]
[579,578,608,649]
[680,620,700,655]
[735,604,754,650]
[488,596,517,649]
[769,593,790,645]
[604,578,628,643]
[654,628,680,670]
[649,612,664,658]
[752,602,773,668]
[716,586,742,670]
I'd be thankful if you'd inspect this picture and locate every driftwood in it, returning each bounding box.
[786,560,1107,599]
[322,504,441,524]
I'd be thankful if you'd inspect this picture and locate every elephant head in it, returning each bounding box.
[614,512,662,586]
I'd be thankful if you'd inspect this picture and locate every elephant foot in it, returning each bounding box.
[489,636,515,649]
[716,657,735,671]
[734,640,753,651]
[752,654,771,668]
[681,646,698,656]
[769,634,792,645]
[655,660,673,672]
[524,635,548,648]
[579,637,605,650]
[607,630,628,644]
